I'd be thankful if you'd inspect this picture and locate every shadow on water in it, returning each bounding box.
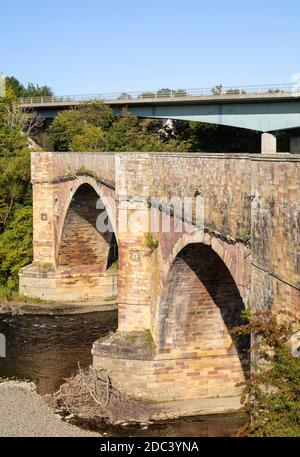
[0,311,117,394]
[0,312,245,437]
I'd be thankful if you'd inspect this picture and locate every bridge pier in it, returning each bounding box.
[261,132,277,154]
[290,136,300,154]
[117,198,152,331]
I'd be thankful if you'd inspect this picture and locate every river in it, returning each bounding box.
[0,312,245,437]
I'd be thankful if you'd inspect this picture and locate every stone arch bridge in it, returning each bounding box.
[20,151,300,414]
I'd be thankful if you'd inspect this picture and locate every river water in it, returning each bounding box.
[0,312,245,437]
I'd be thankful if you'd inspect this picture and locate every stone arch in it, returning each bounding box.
[155,240,250,389]
[57,182,117,273]
[55,176,117,259]
[158,231,250,307]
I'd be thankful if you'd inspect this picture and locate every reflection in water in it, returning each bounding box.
[75,414,246,437]
[0,312,117,394]
[0,312,245,437]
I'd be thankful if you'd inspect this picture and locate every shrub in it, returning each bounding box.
[233,310,300,437]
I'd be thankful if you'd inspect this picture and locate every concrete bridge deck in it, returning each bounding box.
[20,83,300,138]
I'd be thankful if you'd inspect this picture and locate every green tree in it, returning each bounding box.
[79,101,114,130]
[5,76,53,98]
[48,109,86,151]
[0,206,33,288]
[0,94,32,292]
[49,103,189,152]
[5,76,25,98]
[0,149,31,230]
[48,102,113,151]
[177,121,260,153]
[233,310,300,437]
[70,125,106,152]
[25,82,53,97]
[106,112,189,152]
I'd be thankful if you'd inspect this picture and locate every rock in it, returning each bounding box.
[113,420,123,426]
[0,305,11,314]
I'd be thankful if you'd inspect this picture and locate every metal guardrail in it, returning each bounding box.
[19,83,299,105]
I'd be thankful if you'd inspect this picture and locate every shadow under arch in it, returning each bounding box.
[58,183,118,272]
[157,242,250,377]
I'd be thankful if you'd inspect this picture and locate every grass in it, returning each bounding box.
[145,233,159,251]
[0,285,57,305]
[143,329,155,347]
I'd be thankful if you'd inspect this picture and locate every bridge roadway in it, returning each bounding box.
[20,83,300,154]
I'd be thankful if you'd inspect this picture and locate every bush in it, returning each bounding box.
[0,206,32,288]
[70,125,106,152]
[233,310,300,437]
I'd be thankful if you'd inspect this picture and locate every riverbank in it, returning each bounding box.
[0,379,100,437]
[0,299,117,315]
[0,312,245,436]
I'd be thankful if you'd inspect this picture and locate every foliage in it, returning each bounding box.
[0,206,33,287]
[233,310,300,437]
[0,93,32,292]
[78,101,114,130]
[111,259,119,270]
[105,109,189,152]
[48,109,85,151]
[143,329,155,347]
[5,76,53,98]
[145,232,159,251]
[1,99,44,142]
[48,103,190,152]
[70,125,106,152]
[0,148,31,230]
[176,121,260,153]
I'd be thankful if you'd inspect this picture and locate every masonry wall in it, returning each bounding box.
[20,151,118,303]
[94,152,300,408]
[156,244,248,361]
[250,156,300,312]
[23,151,300,409]
[117,153,299,316]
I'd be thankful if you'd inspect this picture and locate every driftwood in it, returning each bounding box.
[52,364,155,424]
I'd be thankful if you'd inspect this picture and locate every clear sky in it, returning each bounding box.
[1,0,300,95]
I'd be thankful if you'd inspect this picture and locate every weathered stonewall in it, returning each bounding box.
[20,151,300,415]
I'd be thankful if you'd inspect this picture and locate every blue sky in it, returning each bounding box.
[1,0,300,95]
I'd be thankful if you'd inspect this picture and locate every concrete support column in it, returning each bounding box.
[261,132,277,154]
[290,137,300,154]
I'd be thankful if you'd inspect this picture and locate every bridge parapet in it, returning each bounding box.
[31,151,115,185]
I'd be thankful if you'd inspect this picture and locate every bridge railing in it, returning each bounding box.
[19,83,299,105]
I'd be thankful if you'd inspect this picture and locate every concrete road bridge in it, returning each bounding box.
[20,83,300,154]
[19,150,300,415]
